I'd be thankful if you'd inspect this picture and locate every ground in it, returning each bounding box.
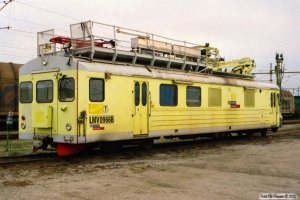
[0,125,299,200]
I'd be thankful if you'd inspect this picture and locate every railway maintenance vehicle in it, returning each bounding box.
[19,21,281,156]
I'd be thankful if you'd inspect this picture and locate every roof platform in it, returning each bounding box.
[73,45,207,72]
[36,21,254,80]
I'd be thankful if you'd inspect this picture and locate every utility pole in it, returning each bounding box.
[269,63,273,83]
[275,53,284,101]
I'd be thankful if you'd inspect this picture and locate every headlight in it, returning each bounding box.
[66,123,72,131]
[21,122,26,129]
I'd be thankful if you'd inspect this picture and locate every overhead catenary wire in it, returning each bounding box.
[9,28,35,35]
[0,44,35,51]
[255,74,269,81]
[0,0,75,55]
[0,14,69,32]
[0,0,13,12]
[1,26,71,38]
[14,0,81,22]
[2,31,35,38]
[0,26,11,29]
[1,50,34,57]
[0,41,34,48]
[0,27,36,38]
[0,53,34,58]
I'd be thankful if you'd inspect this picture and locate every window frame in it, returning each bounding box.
[142,82,147,106]
[89,78,105,102]
[186,86,201,107]
[134,82,140,106]
[36,80,53,103]
[271,93,274,107]
[159,84,178,106]
[58,77,75,102]
[19,81,33,104]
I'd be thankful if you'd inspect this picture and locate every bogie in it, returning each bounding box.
[260,129,268,137]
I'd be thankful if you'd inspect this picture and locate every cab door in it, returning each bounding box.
[32,72,58,136]
[57,76,77,137]
[133,81,149,136]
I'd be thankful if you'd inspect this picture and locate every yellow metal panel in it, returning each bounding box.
[231,93,237,101]
[89,104,104,114]
[244,90,255,107]
[208,88,222,107]
[34,111,44,124]
[33,106,52,128]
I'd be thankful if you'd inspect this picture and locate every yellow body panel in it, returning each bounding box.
[33,106,52,128]
[19,60,280,144]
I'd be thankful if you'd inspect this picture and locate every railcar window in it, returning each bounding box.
[36,80,53,103]
[186,86,201,107]
[20,82,32,103]
[244,90,255,107]
[270,93,273,107]
[160,84,177,106]
[59,78,75,102]
[135,82,140,106]
[89,78,104,102]
[208,88,222,107]
[271,93,275,107]
[142,82,147,106]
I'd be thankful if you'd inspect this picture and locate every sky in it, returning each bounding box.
[0,0,299,91]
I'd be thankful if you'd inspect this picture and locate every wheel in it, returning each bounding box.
[246,132,254,137]
[260,129,268,137]
[142,139,154,151]
[271,127,278,133]
[102,142,121,153]
[237,133,243,137]
[214,133,222,139]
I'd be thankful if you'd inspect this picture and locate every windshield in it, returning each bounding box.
[59,78,75,102]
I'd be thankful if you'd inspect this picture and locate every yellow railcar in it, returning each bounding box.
[19,21,281,156]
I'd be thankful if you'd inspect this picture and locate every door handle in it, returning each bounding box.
[61,105,68,111]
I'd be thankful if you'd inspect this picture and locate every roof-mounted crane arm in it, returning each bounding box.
[215,57,256,75]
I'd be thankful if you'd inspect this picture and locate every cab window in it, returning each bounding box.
[36,80,53,103]
[59,78,75,102]
[134,82,140,106]
[89,78,104,102]
[186,86,201,107]
[20,81,33,103]
[160,84,177,106]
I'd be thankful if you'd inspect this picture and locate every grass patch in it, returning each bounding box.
[0,139,33,156]
[0,130,18,135]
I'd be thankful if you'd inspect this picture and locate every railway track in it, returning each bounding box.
[0,125,299,167]
[0,152,57,166]
[283,119,300,125]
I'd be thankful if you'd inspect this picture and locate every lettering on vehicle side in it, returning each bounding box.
[89,115,114,124]
[89,115,114,130]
